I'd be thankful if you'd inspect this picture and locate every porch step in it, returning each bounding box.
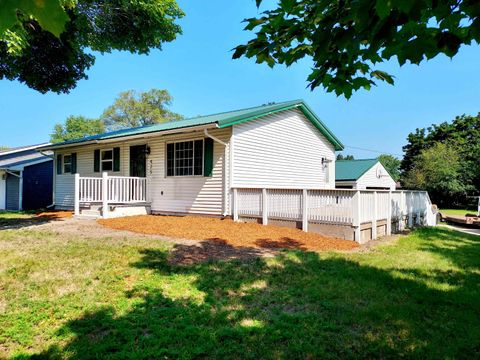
[79,209,102,218]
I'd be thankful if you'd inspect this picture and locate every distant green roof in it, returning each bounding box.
[336,159,379,181]
[41,100,344,151]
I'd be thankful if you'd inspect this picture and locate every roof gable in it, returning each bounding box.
[335,159,379,181]
[40,100,344,151]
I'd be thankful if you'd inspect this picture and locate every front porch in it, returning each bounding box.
[74,172,150,218]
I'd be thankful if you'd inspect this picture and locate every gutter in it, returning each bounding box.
[204,129,229,217]
[39,124,219,151]
[39,150,54,159]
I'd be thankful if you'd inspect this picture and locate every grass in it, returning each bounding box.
[439,208,478,217]
[1,216,479,358]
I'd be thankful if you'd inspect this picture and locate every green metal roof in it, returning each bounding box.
[335,159,379,181]
[41,100,344,150]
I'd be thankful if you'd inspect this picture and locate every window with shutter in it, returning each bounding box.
[56,154,62,175]
[166,139,204,176]
[204,137,214,177]
[94,150,100,172]
[71,153,77,174]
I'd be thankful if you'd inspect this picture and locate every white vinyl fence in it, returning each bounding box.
[74,172,147,217]
[232,188,436,241]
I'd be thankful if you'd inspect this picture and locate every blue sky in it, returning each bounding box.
[0,0,479,158]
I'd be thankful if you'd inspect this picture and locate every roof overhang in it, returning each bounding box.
[0,157,52,171]
[0,143,51,156]
[38,124,219,151]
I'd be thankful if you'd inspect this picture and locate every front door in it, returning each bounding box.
[130,145,147,177]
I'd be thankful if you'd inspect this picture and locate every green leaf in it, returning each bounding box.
[0,0,69,37]
[232,45,247,59]
[371,70,394,84]
[375,0,391,19]
[280,0,296,13]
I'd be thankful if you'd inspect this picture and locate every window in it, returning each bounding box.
[166,140,203,176]
[63,155,72,174]
[101,149,113,171]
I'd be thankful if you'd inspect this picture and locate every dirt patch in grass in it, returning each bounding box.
[98,215,358,252]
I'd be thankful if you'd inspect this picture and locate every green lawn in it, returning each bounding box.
[439,208,478,217]
[1,218,479,358]
[0,211,35,225]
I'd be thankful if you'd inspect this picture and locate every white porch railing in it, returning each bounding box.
[232,188,436,241]
[74,172,147,217]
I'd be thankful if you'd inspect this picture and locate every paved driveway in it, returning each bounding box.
[442,224,480,236]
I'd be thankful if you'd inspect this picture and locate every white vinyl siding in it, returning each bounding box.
[148,129,230,215]
[232,109,335,189]
[356,162,396,190]
[54,128,231,215]
[54,144,131,208]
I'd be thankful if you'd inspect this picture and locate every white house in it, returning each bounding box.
[38,100,344,218]
[335,159,396,190]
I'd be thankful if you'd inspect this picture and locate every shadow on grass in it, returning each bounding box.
[22,228,480,359]
[0,212,67,230]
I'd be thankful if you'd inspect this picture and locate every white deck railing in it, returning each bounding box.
[74,172,147,217]
[232,187,436,241]
[107,176,147,203]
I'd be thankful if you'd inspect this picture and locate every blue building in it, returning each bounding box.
[0,144,53,211]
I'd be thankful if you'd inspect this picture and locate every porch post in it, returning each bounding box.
[262,188,268,225]
[386,191,392,236]
[408,192,414,228]
[74,173,80,216]
[232,188,239,221]
[372,191,378,240]
[102,172,109,219]
[302,189,308,232]
[399,191,405,231]
[352,191,361,242]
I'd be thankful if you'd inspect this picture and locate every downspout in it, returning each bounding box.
[204,129,228,217]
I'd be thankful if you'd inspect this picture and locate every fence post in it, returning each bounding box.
[102,172,109,219]
[408,192,414,228]
[262,188,268,225]
[372,191,378,240]
[74,173,80,216]
[233,188,238,221]
[416,192,422,226]
[399,191,405,231]
[386,191,392,235]
[352,191,361,242]
[302,189,308,232]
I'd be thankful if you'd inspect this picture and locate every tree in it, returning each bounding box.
[51,116,105,143]
[400,113,480,197]
[337,154,355,160]
[0,146,10,151]
[378,154,401,181]
[403,142,469,207]
[233,0,480,98]
[101,89,183,130]
[0,0,184,93]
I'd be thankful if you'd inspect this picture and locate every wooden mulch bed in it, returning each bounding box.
[98,215,358,252]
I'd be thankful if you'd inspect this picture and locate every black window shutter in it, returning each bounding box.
[94,149,100,172]
[71,153,77,174]
[56,154,62,175]
[204,138,214,177]
[113,147,120,172]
